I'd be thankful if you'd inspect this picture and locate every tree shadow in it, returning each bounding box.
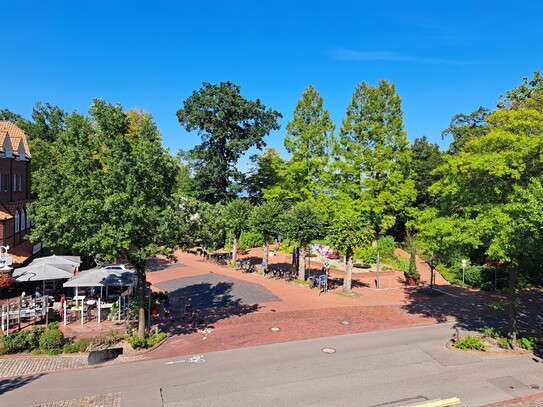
[0,373,45,395]
[402,285,543,337]
[146,257,173,272]
[156,282,260,336]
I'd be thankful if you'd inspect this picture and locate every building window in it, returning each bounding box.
[13,174,16,192]
[18,174,22,192]
[20,208,26,231]
[15,209,20,233]
[4,174,7,192]
[26,210,31,229]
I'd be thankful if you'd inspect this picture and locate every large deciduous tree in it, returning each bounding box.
[334,80,415,236]
[265,85,334,204]
[176,81,282,204]
[411,136,444,209]
[246,147,285,204]
[28,100,179,338]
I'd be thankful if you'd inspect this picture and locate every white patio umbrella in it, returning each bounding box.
[13,263,75,324]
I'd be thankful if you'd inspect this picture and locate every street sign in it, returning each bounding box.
[319,274,326,283]
[323,261,330,269]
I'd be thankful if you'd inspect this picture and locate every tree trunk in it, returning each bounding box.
[137,266,146,338]
[343,246,354,294]
[298,242,306,281]
[231,233,239,266]
[263,236,269,271]
[508,266,518,349]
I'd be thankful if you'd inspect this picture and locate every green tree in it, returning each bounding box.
[281,202,326,280]
[176,81,282,203]
[266,85,334,203]
[411,209,480,289]
[327,210,373,294]
[411,136,444,209]
[334,80,415,236]
[224,199,253,265]
[246,147,285,204]
[248,201,284,270]
[28,100,179,338]
[0,109,23,124]
[441,107,489,154]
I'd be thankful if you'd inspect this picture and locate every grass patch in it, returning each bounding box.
[334,291,361,298]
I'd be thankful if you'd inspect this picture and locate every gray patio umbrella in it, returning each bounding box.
[13,263,75,324]
[63,268,136,288]
[31,255,80,272]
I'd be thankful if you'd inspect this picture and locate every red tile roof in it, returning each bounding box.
[0,121,32,159]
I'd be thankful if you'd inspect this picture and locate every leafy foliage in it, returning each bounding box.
[176,81,282,203]
[453,336,487,351]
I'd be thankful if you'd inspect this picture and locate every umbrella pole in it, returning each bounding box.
[44,281,48,326]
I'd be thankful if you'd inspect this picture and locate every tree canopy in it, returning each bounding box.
[176,81,282,204]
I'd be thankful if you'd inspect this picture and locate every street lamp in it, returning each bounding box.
[461,259,466,284]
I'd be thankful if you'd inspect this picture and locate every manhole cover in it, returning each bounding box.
[270,327,281,332]
[340,320,351,325]
[322,347,336,354]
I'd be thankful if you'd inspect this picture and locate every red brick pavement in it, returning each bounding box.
[143,248,473,359]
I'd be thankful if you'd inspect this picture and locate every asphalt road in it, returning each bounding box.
[1,323,541,407]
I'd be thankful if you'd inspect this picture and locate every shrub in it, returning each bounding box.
[127,330,167,349]
[498,337,513,349]
[482,326,501,339]
[518,337,538,350]
[453,336,487,351]
[147,332,167,347]
[377,236,396,259]
[239,230,263,250]
[62,342,80,354]
[127,335,148,349]
[0,327,44,354]
[39,328,64,351]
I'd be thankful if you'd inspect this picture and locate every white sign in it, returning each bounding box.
[324,261,330,269]
[32,242,42,255]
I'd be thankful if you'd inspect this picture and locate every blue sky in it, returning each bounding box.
[2,0,543,165]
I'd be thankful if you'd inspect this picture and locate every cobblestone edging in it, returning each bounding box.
[0,355,88,378]
[23,392,121,407]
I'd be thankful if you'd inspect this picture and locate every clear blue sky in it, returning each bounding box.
[2,1,543,163]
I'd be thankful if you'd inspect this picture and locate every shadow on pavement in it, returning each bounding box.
[0,373,45,395]
[157,281,260,336]
[402,286,543,337]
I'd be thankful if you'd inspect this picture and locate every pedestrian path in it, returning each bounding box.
[23,392,121,407]
[0,355,88,378]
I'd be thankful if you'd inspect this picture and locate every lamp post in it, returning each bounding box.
[0,245,11,271]
[461,259,466,284]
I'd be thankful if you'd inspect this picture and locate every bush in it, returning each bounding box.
[127,335,148,349]
[498,337,513,349]
[0,327,44,354]
[62,342,80,354]
[482,326,501,339]
[39,328,64,351]
[453,336,487,351]
[518,337,538,350]
[377,236,396,259]
[239,230,263,250]
[127,330,167,349]
[354,245,376,264]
